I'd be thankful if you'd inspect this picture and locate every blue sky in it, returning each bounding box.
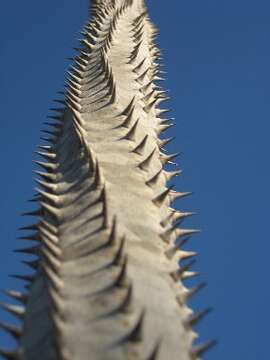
[0,0,269,359]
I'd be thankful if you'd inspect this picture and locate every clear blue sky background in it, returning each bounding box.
[0,0,269,359]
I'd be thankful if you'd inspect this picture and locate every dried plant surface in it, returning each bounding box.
[0,1,214,359]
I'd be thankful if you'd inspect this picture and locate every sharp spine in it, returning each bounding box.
[138,149,156,171]
[190,340,217,358]
[0,303,25,319]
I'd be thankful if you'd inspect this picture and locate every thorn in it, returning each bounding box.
[112,236,126,266]
[40,219,57,235]
[132,58,146,74]
[176,283,207,305]
[119,119,139,141]
[0,321,21,339]
[120,97,136,117]
[113,255,128,287]
[41,248,61,273]
[170,259,196,282]
[14,245,39,255]
[43,122,61,131]
[36,188,58,205]
[132,24,144,42]
[0,348,17,360]
[186,308,213,328]
[41,235,61,258]
[154,76,166,82]
[18,223,39,231]
[132,11,147,27]
[188,282,207,300]
[66,94,81,112]
[9,274,35,283]
[22,259,39,270]
[21,208,43,217]
[142,89,156,103]
[175,211,196,224]
[145,339,162,360]
[175,228,200,239]
[102,186,109,229]
[48,285,65,315]
[138,149,156,171]
[164,236,189,259]
[190,340,217,358]
[161,210,193,227]
[107,217,117,247]
[160,152,180,165]
[143,97,159,112]
[34,170,56,182]
[164,170,182,181]
[67,66,82,85]
[40,136,57,145]
[152,185,174,207]
[93,160,104,188]
[145,168,163,187]
[0,303,25,319]
[27,194,41,203]
[40,202,59,221]
[156,123,174,136]
[66,88,80,104]
[161,225,200,243]
[178,250,197,261]
[131,135,148,155]
[33,160,57,172]
[158,117,174,125]
[164,243,180,259]
[141,81,153,93]
[80,36,92,48]
[46,115,62,121]
[66,77,81,91]
[127,310,145,342]
[136,67,150,83]
[53,99,65,105]
[127,40,143,64]
[158,137,175,149]
[49,107,65,114]
[1,290,28,304]
[34,178,56,192]
[42,264,63,291]
[182,271,200,280]
[110,82,117,104]
[118,108,136,129]
[17,233,39,242]
[120,283,133,313]
[169,190,192,203]
[38,145,52,151]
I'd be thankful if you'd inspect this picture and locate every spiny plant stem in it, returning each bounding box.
[0,1,214,359]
